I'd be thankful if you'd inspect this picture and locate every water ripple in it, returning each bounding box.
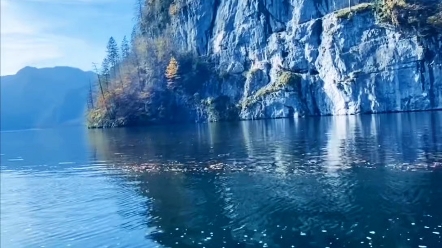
[2,113,442,247]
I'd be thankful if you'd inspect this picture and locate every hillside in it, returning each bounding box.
[87,0,442,128]
[1,66,96,130]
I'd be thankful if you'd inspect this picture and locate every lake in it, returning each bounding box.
[1,112,442,248]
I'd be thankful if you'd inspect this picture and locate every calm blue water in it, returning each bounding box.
[1,112,442,248]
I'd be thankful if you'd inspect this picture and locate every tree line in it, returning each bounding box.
[86,0,212,127]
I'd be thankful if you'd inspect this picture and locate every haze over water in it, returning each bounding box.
[1,112,442,248]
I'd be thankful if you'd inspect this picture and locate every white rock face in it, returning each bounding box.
[170,0,442,120]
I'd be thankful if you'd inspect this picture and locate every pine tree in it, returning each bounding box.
[101,57,110,88]
[106,37,120,70]
[134,0,147,35]
[130,26,143,89]
[106,36,123,86]
[133,0,142,24]
[130,26,138,47]
[121,36,130,59]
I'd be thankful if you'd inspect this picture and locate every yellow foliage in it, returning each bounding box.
[385,0,407,9]
[113,87,124,95]
[378,0,442,30]
[241,71,302,108]
[165,57,180,90]
[97,96,106,108]
[133,36,148,56]
[169,3,179,16]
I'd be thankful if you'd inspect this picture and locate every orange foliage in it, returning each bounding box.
[165,57,180,90]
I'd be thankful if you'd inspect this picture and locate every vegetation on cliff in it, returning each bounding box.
[241,71,302,109]
[87,0,441,128]
[336,0,442,34]
[87,0,220,128]
[377,0,442,34]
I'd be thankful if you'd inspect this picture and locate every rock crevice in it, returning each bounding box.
[167,0,441,119]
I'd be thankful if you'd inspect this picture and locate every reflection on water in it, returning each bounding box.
[1,112,442,248]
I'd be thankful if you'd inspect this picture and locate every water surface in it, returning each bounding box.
[2,112,442,248]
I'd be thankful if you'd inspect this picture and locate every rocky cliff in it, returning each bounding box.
[88,0,442,127]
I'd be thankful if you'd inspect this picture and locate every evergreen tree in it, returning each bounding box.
[130,26,143,89]
[134,0,147,35]
[130,26,138,48]
[106,37,120,69]
[106,36,123,86]
[101,57,110,88]
[121,36,130,59]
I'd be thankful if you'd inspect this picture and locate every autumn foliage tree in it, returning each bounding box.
[87,0,215,128]
[165,57,180,91]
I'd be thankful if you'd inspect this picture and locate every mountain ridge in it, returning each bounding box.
[1,66,96,130]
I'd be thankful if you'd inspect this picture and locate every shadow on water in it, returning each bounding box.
[84,112,442,248]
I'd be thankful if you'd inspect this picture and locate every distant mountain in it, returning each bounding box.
[0,66,96,130]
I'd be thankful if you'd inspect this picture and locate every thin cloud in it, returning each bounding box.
[0,0,107,75]
[0,1,65,74]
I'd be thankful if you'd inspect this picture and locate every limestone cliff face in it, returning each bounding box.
[167,0,442,120]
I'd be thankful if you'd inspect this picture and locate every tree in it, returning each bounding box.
[106,37,120,69]
[130,26,143,89]
[121,36,130,59]
[101,57,110,88]
[165,57,180,90]
[106,36,123,86]
[87,79,95,110]
[92,62,107,110]
[130,26,138,47]
[133,0,146,35]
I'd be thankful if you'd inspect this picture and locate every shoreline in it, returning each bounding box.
[86,108,442,129]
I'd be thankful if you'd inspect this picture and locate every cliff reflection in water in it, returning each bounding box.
[87,112,442,248]
[88,112,442,171]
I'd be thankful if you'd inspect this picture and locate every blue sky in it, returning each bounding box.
[0,0,135,75]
